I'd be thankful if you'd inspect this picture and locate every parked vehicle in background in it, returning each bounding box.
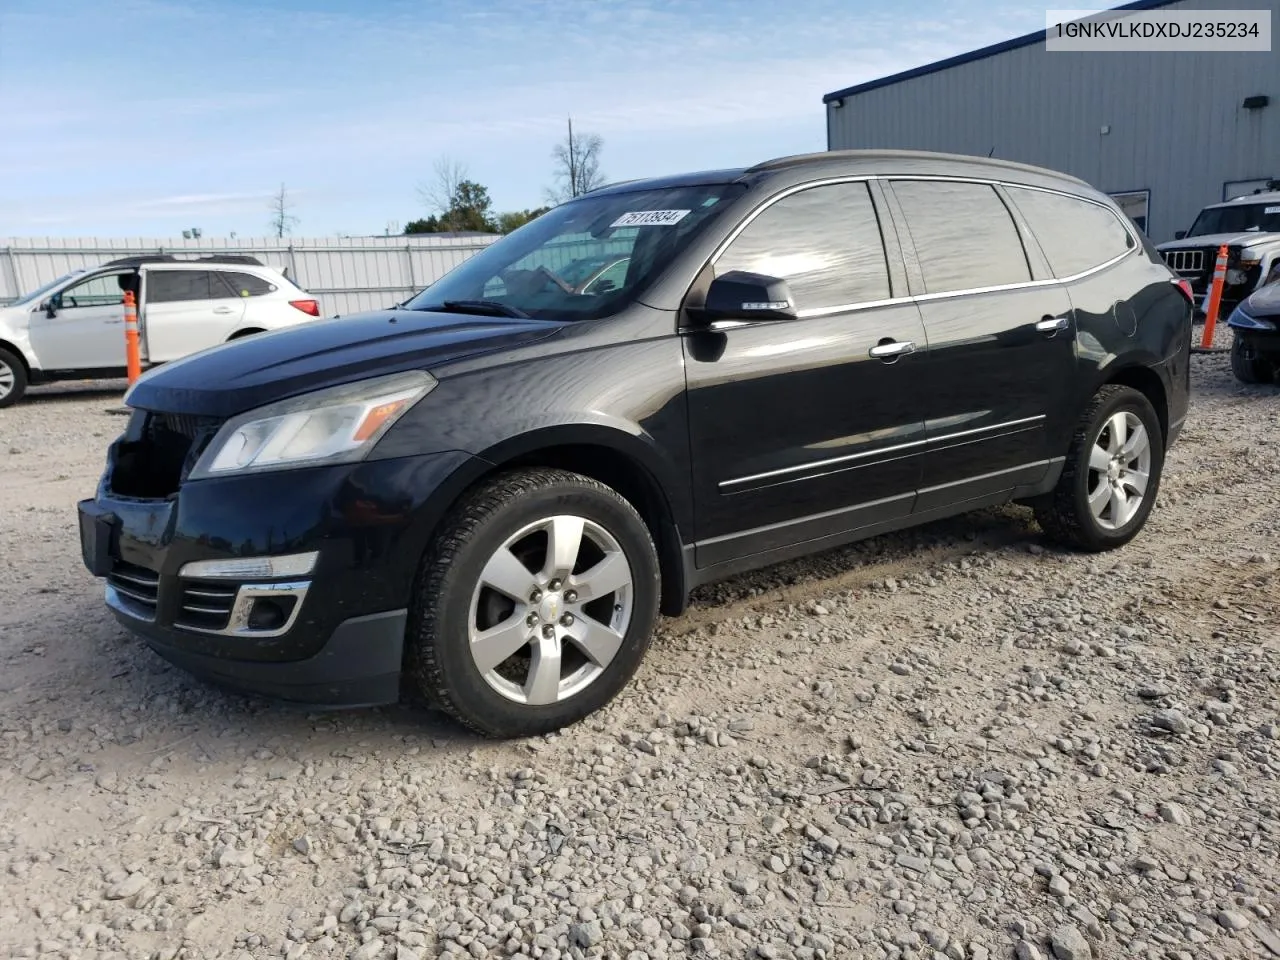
[77,149,1192,739]
[1157,188,1280,319]
[1227,269,1280,384]
[0,255,321,407]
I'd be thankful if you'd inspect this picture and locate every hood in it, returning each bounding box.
[1239,281,1280,319]
[124,309,562,417]
[1158,231,1280,251]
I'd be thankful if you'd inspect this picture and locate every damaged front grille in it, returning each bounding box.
[108,411,224,499]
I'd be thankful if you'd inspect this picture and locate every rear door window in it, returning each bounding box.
[1005,187,1136,278]
[889,180,1032,294]
[148,271,214,303]
[715,181,891,309]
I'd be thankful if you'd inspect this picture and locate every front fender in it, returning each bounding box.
[0,308,40,371]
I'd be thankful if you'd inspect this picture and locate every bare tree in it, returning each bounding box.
[417,156,470,229]
[546,118,605,204]
[268,183,299,238]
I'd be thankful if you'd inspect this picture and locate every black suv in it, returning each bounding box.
[78,150,1193,738]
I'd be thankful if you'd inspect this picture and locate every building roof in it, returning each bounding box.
[822,0,1181,103]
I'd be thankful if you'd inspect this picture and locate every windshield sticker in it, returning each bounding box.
[610,209,691,228]
[1266,206,1280,215]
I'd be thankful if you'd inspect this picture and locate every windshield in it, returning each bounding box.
[10,272,82,307]
[1188,202,1280,237]
[403,182,746,321]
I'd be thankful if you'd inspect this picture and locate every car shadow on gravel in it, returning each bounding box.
[50,597,492,762]
[687,502,1044,610]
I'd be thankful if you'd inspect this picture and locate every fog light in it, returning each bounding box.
[247,596,297,631]
[180,551,318,580]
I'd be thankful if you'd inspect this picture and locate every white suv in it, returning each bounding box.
[0,255,322,407]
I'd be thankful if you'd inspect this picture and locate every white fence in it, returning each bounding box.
[0,235,500,317]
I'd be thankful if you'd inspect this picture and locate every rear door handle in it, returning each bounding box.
[213,306,235,315]
[868,340,916,360]
[1036,316,1070,333]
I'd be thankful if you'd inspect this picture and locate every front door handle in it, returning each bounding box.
[868,339,916,360]
[213,306,235,315]
[1036,316,1070,334]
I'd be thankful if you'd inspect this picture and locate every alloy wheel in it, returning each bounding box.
[1086,410,1151,530]
[467,515,634,705]
[0,359,14,401]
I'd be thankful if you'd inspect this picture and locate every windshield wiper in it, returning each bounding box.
[420,299,531,319]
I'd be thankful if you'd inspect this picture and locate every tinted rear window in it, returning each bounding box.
[890,180,1031,294]
[1005,187,1135,278]
[147,271,213,303]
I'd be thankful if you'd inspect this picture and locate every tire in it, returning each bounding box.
[406,467,661,738]
[1035,384,1164,552]
[1231,335,1276,385]
[0,348,28,408]
[227,328,265,341]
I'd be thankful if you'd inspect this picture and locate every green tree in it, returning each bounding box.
[497,206,551,234]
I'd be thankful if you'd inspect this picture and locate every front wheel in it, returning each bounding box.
[0,348,28,408]
[1231,334,1277,384]
[1035,384,1164,552]
[406,468,660,738]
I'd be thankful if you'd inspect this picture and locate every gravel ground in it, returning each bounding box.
[1,346,1278,960]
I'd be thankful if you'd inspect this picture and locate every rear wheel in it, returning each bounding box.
[0,348,28,408]
[1035,384,1164,552]
[1231,334,1276,384]
[406,468,660,738]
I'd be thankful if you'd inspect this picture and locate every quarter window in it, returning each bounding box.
[1006,187,1135,277]
[890,180,1031,294]
[715,182,891,309]
[215,271,277,297]
[147,271,214,303]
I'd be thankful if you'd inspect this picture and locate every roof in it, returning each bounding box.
[822,0,1181,103]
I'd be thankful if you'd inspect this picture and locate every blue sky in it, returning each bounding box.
[0,0,1049,238]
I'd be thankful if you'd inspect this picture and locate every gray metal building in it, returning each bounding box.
[823,0,1280,241]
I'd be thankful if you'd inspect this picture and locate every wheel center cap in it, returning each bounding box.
[538,594,561,622]
[1108,461,1121,481]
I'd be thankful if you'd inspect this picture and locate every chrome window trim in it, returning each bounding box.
[718,415,1045,489]
[702,174,1139,321]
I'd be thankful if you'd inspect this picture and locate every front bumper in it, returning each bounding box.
[77,445,479,707]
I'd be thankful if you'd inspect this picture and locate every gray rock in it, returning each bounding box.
[570,921,603,948]
[1217,910,1250,932]
[105,874,150,901]
[1049,924,1091,960]
[1152,710,1190,735]
[1158,802,1191,826]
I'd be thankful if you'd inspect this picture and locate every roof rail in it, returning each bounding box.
[102,253,265,268]
[745,148,1090,185]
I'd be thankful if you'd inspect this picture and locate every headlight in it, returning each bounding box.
[189,370,436,479]
[1226,268,1248,286]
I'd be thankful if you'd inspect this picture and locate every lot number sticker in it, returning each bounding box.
[1266,206,1280,215]
[610,209,691,228]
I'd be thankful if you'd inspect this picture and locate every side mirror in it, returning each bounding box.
[689,270,798,324]
[1174,230,1187,240]
[40,299,57,318]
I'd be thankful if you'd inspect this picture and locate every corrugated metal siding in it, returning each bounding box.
[826,0,1280,241]
[0,234,499,315]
